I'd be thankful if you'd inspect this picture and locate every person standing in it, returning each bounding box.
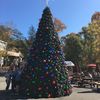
[0,57,4,67]
[5,64,13,90]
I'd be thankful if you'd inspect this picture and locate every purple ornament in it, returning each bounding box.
[40,76,44,80]
[51,73,54,77]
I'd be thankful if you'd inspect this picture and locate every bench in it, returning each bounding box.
[78,78,94,88]
[94,82,100,92]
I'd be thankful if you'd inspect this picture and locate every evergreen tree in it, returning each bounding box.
[28,25,36,46]
[64,33,83,69]
[21,7,72,98]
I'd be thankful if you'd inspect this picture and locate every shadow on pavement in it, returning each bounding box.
[0,73,5,77]
[78,90,94,93]
[0,90,28,100]
[0,90,70,100]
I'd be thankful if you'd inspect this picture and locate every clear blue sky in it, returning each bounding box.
[0,0,100,37]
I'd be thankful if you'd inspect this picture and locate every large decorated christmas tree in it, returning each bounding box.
[21,7,72,98]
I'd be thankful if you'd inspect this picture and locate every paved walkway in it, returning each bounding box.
[0,76,100,100]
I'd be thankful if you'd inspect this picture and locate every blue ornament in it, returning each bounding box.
[49,47,54,53]
[32,74,34,77]
[45,66,48,70]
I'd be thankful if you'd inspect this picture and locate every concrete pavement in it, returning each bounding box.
[0,77,6,90]
[0,76,100,100]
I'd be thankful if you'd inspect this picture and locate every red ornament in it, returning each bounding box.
[64,90,66,94]
[46,86,48,89]
[66,90,69,94]
[46,27,48,29]
[38,87,42,91]
[52,80,56,85]
[48,94,51,98]
[32,68,34,71]
[46,72,49,75]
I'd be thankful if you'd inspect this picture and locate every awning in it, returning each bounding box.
[65,61,75,66]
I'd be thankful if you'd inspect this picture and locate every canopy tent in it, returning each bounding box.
[7,51,23,57]
[87,64,96,68]
[65,61,75,66]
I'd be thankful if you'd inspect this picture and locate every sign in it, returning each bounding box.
[0,40,7,51]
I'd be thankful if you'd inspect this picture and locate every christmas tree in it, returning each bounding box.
[21,7,72,98]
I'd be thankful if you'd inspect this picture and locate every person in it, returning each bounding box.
[0,57,4,67]
[13,58,19,67]
[11,62,23,94]
[5,64,13,90]
[11,66,17,93]
[15,66,22,94]
[88,73,93,79]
